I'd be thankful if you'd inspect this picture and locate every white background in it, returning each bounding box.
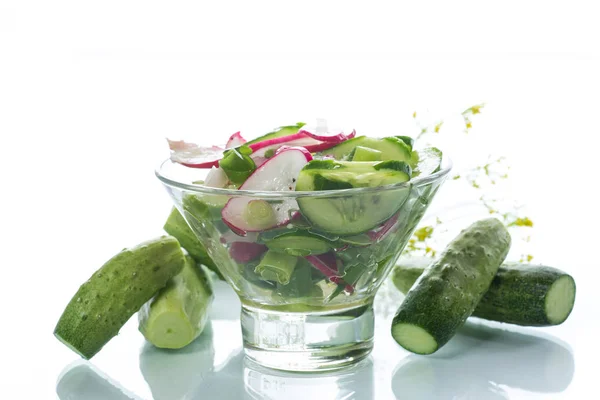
[1,1,600,399]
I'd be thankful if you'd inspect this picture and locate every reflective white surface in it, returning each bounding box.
[50,279,585,400]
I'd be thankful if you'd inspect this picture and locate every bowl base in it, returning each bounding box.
[241,304,374,372]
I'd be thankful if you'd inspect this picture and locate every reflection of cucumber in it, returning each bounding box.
[163,207,221,279]
[321,136,412,161]
[296,160,411,235]
[139,255,214,349]
[393,257,576,326]
[391,219,511,355]
[54,236,186,359]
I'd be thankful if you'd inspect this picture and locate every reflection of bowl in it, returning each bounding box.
[156,157,451,371]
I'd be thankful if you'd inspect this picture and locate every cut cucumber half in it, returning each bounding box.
[411,147,443,178]
[320,136,412,162]
[545,275,576,325]
[296,160,411,235]
[393,258,577,327]
[391,323,438,355]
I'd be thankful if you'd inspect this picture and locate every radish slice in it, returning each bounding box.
[229,242,267,263]
[305,254,353,293]
[221,147,312,233]
[204,166,229,188]
[302,141,344,153]
[305,254,341,284]
[367,212,400,242]
[274,145,313,160]
[167,139,223,168]
[298,118,355,143]
[248,132,322,157]
[226,131,247,148]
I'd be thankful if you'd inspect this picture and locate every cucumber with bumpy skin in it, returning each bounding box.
[393,257,576,326]
[391,218,511,355]
[54,236,186,359]
[139,254,214,349]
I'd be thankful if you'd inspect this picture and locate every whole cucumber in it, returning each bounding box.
[391,218,511,354]
[393,257,576,326]
[54,236,186,359]
[139,254,214,349]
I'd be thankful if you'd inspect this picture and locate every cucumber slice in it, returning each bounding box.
[296,160,411,235]
[411,147,443,178]
[138,255,214,349]
[395,136,415,151]
[320,136,412,162]
[54,236,186,359]
[393,257,576,326]
[350,146,382,161]
[245,122,306,145]
[263,231,335,256]
[391,218,511,354]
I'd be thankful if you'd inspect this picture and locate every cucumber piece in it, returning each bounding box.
[296,160,411,235]
[350,146,382,161]
[276,260,321,299]
[393,257,576,326]
[138,255,214,349]
[163,207,222,279]
[219,145,256,185]
[245,122,306,145]
[255,250,298,285]
[182,193,229,221]
[263,231,335,256]
[54,236,186,359]
[391,218,511,354]
[411,147,443,178]
[320,136,412,162]
[395,136,414,151]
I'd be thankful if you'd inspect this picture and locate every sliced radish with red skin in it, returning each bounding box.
[226,131,247,148]
[273,145,313,160]
[250,153,268,168]
[306,254,354,293]
[302,141,343,153]
[367,212,400,242]
[221,148,312,233]
[298,118,356,142]
[167,139,224,168]
[248,132,323,158]
[229,242,267,263]
[305,255,341,284]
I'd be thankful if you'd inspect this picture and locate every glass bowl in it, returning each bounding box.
[156,156,452,371]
